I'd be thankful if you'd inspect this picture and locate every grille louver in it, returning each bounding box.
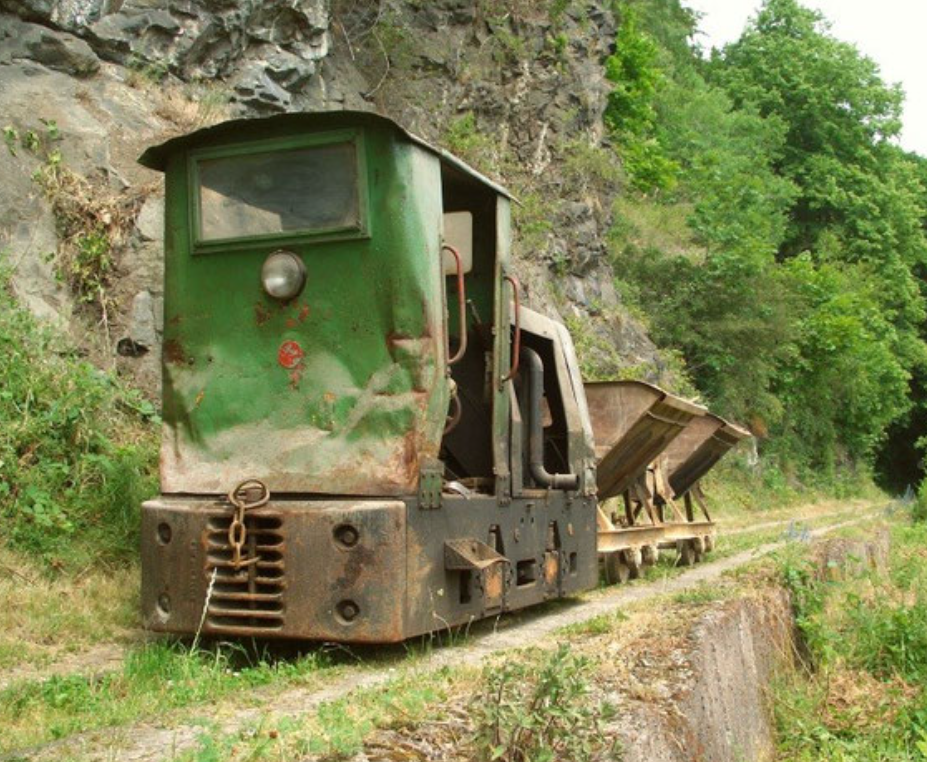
[205,512,285,633]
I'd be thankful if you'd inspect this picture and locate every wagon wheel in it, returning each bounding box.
[677,539,697,567]
[604,553,632,584]
[642,544,660,567]
[623,547,643,580]
[692,536,706,563]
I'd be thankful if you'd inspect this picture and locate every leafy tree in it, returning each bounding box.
[610,0,927,474]
[604,7,678,191]
[706,0,927,467]
[775,256,911,470]
[709,0,927,320]
[617,65,797,424]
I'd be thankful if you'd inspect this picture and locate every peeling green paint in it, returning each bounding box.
[155,117,449,495]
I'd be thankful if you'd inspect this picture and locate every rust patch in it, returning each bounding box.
[483,565,504,605]
[420,297,434,339]
[298,304,310,322]
[254,302,271,327]
[163,339,186,365]
[544,552,559,586]
[285,317,297,329]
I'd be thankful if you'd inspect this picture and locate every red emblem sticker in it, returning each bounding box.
[278,340,304,369]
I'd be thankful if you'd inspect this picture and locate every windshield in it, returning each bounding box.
[196,141,360,242]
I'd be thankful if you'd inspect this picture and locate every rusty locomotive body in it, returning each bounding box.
[139,112,747,643]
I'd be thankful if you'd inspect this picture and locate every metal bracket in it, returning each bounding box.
[418,459,443,510]
[444,538,508,571]
[446,538,510,613]
[496,471,512,507]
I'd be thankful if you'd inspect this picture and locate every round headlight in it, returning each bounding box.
[261,250,306,301]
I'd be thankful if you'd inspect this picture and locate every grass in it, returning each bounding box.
[701,453,886,519]
[0,548,138,672]
[0,640,337,753]
[773,519,927,760]
[0,497,884,758]
[176,662,476,762]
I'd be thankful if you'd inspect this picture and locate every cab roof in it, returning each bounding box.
[138,110,514,201]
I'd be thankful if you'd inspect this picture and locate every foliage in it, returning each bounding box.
[441,112,499,177]
[604,7,678,192]
[774,256,912,468]
[914,479,927,523]
[608,0,927,478]
[11,119,152,318]
[0,269,158,570]
[774,523,927,760]
[471,644,618,762]
[706,0,927,471]
[34,161,149,317]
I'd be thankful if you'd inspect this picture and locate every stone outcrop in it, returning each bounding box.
[610,590,795,762]
[0,0,666,395]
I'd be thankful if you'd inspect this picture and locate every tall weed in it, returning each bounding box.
[775,523,927,759]
[0,269,158,570]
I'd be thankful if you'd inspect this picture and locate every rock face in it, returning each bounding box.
[0,0,666,396]
[612,590,795,762]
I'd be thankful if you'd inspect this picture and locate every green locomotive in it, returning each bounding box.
[139,111,600,642]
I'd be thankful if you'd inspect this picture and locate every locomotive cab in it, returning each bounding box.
[139,112,598,642]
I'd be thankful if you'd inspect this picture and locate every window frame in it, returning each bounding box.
[187,128,369,254]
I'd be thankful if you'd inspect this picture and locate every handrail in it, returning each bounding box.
[443,245,468,365]
[501,273,521,384]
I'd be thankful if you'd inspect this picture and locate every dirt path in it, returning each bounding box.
[0,639,147,693]
[7,502,891,762]
[719,497,873,534]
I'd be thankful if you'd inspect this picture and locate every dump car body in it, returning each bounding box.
[663,414,751,498]
[583,380,705,499]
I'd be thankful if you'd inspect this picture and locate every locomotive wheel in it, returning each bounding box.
[677,539,697,567]
[604,553,632,584]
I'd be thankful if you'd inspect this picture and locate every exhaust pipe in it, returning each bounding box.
[522,347,579,491]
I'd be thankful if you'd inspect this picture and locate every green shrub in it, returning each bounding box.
[913,480,927,523]
[775,524,927,758]
[0,269,158,570]
[471,644,618,762]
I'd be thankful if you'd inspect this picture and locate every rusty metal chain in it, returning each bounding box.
[226,478,270,569]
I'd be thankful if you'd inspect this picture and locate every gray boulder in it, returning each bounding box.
[0,17,100,76]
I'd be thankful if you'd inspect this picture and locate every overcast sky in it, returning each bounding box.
[683,0,927,157]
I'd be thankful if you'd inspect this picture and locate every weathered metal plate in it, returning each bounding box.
[664,415,751,497]
[155,119,450,496]
[142,491,599,643]
[584,381,706,499]
[142,497,408,643]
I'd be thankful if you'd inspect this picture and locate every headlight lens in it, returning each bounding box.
[261,250,306,301]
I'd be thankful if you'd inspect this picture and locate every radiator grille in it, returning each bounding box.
[205,512,285,633]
